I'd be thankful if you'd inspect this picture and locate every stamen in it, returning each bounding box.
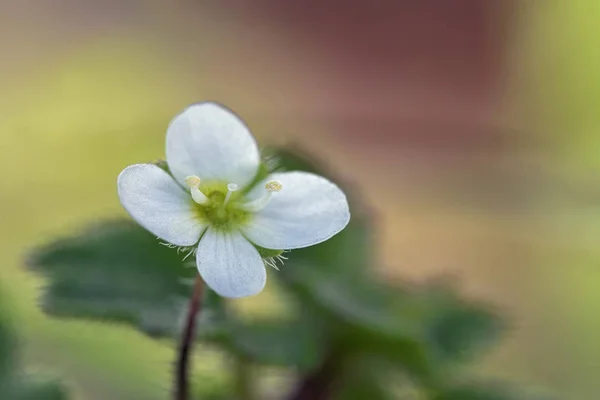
[184,176,201,188]
[240,180,283,212]
[185,175,208,204]
[265,180,283,192]
[224,183,239,207]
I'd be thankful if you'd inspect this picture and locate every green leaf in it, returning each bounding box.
[277,263,436,380]
[427,304,504,364]
[413,283,505,364]
[334,356,398,400]
[437,383,556,400]
[16,380,70,400]
[0,308,17,386]
[207,316,325,371]
[0,294,70,400]
[432,383,527,400]
[196,287,229,339]
[192,373,235,400]
[27,219,196,337]
[0,303,17,395]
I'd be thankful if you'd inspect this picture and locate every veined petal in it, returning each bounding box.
[241,171,350,250]
[117,164,206,246]
[166,102,260,189]
[196,228,266,298]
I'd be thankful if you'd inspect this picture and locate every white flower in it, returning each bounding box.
[117,102,350,298]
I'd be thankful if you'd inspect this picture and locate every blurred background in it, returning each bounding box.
[0,1,599,398]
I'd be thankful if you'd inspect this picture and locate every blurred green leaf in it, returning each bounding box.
[196,287,229,339]
[334,356,397,400]
[426,302,504,364]
[0,294,69,399]
[0,309,17,388]
[395,283,505,366]
[222,317,325,371]
[16,380,70,400]
[432,383,525,400]
[192,373,235,400]
[432,382,554,400]
[27,219,195,337]
[196,264,326,370]
[0,304,16,395]
[278,263,437,382]
[199,295,326,370]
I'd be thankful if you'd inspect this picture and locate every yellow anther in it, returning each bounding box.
[265,180,283,192]
[184,176,207,204]
[185,175,201,188]
[240,180,281,212]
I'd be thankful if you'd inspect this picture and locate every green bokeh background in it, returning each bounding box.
[0,2,598,399]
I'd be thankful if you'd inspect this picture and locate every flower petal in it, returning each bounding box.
[196,228,266,298]
[166,102,261,189]
[117,164,206,246]
[241,171,350,249]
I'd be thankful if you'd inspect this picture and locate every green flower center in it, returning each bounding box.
[191,182,253,232]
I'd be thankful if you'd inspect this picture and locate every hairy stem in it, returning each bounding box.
[175,275,204,400]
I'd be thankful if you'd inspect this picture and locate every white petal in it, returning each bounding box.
[241,171,350,249]
[166,102,261,189]
[117,164,206,246]
[196,228,266,298]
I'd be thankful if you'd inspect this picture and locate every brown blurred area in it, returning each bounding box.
[2,0,516,126]
[0,1,592,398]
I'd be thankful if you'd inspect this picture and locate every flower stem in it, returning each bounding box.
[175,274,204,400]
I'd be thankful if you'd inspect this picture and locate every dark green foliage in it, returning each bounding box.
[432,382,555,400]
[333,356,398,400]
[426,298,505,364]
[197,288,325,371]
[221,317,325,371]
[15,380,70,400]
[432,383,524,400]
[0,295,70,399]
[0,306,17,388]
[27,219,196,337]
[26,147,545,399]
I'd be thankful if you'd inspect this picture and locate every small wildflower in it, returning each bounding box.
[117,102,350,298]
